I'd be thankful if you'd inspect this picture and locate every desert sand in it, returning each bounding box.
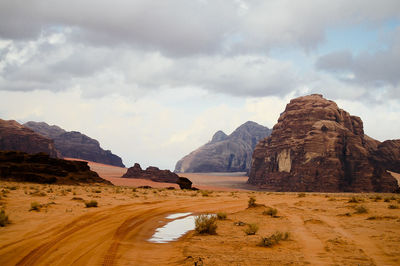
[0,162,399,265]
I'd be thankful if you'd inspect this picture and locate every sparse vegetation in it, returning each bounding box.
[0,209,10,226]
[354,205,368,214]
[248,196,257,208]
[297,193,306,198]
[348,196,362,203]
[263,207,278,217]
[217,212,227,220]
[201,191,211,197]
[85,200,98,208]
[258,231,290,247]
[244,223,259,235]
[388,204,399,209]
[195,214,217,235]
[30,201,42,211]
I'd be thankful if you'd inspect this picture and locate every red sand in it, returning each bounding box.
[65,158,252,191]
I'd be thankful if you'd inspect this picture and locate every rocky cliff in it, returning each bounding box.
[0,150,111,185]
[122,163,179,183]
[0,119,60,158]
[248,94,399,192]
[175,121,271,173]
[24,121,125,167]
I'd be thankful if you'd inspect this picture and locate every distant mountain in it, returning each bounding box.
[24,121,125,167]
[174,121,271,173]
[0,119,60,158]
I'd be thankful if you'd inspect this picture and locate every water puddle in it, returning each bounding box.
[149,213,195,243]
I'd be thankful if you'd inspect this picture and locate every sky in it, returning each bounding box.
[0,0,399,169]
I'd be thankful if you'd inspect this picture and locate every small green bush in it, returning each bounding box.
[0,209,10,227]
[388,204,399,209]
[244,223,259,235]
[248,197,257,208]
[195,214,217,235]
[217,212,227,220]
[354,205,368,214]
[85,200,98,208]
[258,231,290,247]
[262,207,278,217]
[30,202,41,212]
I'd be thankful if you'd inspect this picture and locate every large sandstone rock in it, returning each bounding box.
[248,94,399,193]
[24,121,125,167]
[175,121,271,173]
[0,150,111,185]
[371,140,400,173]
[122,163,179,183]
[0,119,61,158]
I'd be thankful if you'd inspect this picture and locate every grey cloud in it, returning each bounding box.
[1,0,400,56]
[316,36,400,90]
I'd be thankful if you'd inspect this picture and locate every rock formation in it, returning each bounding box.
[0,119,60,158]
[122,163,179,183]
[175,121,271,173]
[248,94,399,193]
[371,140,400,173]
[177,177,193,189]
[24,121,125,167]
[0,150,111,185]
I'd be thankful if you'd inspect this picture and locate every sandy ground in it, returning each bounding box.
[66,158,252,191]
[1,161,399,265]
[0,180,399,265]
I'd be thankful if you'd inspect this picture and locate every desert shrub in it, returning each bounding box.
[195,214,217,235]
[66,188,72,192]
[217,212,227,220]
[397,198,400,204]
[262,207,278,217]
[354,205,368,214]
[388,204,399,209]
[297,193,306,198]
[373,195,382,201]
[71,197,84,201]
[244,223,259,235]
[30,202,42,211]
[7,186,17,190]
[258,231,290,247]
[0,209,10,226]
[248,197,257,208]
[384,197,391,202]
[348,197,361,203]
[201,191,211,197]
[85,200,98,208]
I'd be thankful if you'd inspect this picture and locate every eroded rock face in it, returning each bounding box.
[175,121,271,173]
[248,94,398,192]
[0,151,111,185]
[0,119,61,158]
[122,163,179,183]
[24,121,125,167]
[371,140,400,173]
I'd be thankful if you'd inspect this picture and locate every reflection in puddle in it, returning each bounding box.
[149,213,196,243]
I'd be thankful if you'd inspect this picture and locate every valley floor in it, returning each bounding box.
[1,180,400,266]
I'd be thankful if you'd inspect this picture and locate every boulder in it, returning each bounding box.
[175,121,271,173]
[177,177,193,189]
[0,150,111,185]
[248,94,398,192]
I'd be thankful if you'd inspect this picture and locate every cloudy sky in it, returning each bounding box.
[0,0,399,169]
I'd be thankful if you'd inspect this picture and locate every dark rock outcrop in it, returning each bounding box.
[177,177,193,189]
[122,163,179,183]
[175,121,271,173]
[24,121,125,167]
[248,94,399,193]
[0,119,61,158]
[371,140,400,173]
[0,150,111,185]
